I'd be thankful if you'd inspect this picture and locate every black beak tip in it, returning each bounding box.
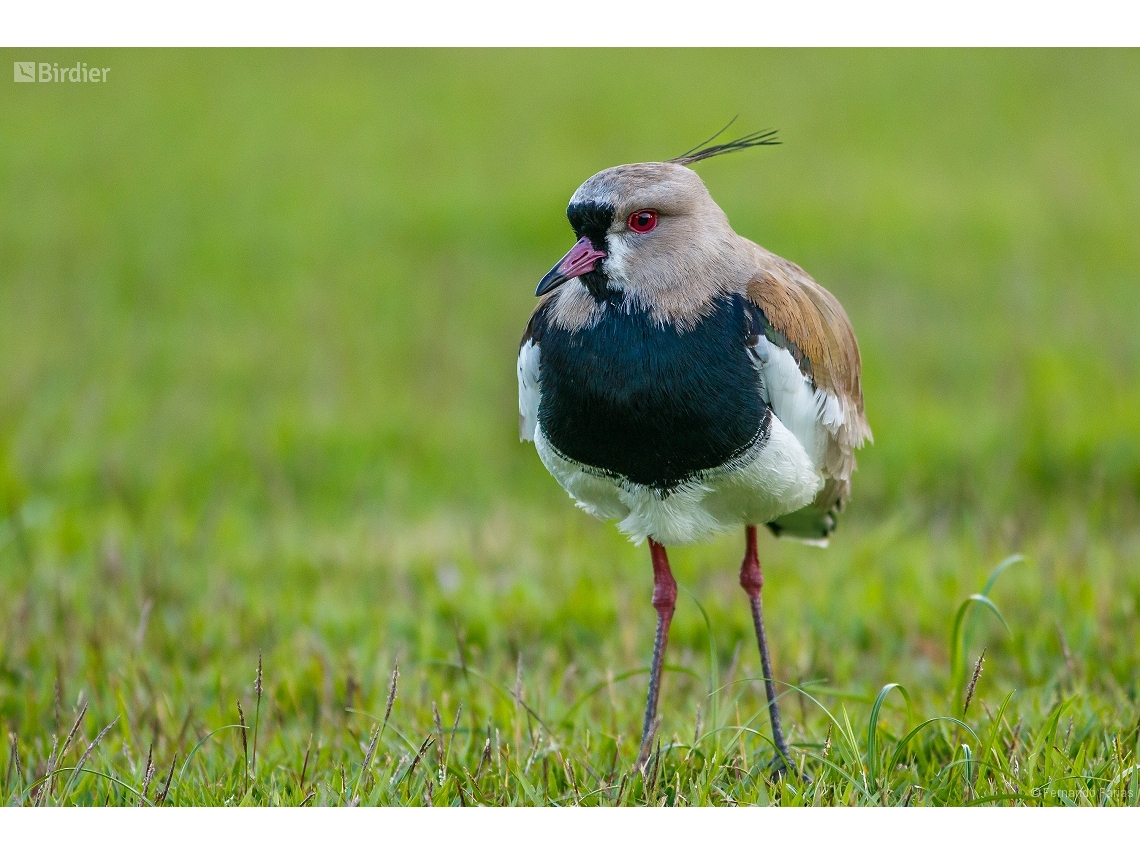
[535,270,567,297]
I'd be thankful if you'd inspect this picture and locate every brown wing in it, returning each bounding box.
[746,254,867,413]
[744,249,872,523]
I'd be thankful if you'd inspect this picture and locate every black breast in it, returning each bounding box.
[535,294,769,490]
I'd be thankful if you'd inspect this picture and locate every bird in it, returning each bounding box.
[517,129,871,776]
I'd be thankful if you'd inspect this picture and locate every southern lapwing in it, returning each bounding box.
[517,131,871,775]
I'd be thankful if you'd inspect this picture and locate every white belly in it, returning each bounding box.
[534,415,823,547]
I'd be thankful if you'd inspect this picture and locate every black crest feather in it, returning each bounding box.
[670,118,780,166]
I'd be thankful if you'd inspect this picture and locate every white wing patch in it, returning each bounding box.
[747,333,845,473]
[517,338,541,443]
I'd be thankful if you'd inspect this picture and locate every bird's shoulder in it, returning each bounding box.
[739,243,868,427]
[735,242,872,520]
[519,296,550,351]
[518,295,563,443]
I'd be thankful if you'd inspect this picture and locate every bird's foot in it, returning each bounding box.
[768,752,811,784]
[636,718,660,774]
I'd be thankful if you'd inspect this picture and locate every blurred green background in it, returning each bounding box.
[1,50,1139,805]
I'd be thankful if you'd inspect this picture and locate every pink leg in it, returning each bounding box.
[740,525,796,775]
[640,538,677,760]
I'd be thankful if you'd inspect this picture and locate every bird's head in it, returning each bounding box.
[536,129,779,321]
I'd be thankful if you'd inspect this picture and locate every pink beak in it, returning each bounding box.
[536,237,607,296]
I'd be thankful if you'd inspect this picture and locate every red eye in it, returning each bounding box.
[627,209,658,234]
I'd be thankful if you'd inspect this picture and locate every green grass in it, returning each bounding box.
[2,48,1140,806]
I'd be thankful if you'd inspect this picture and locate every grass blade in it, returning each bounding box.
[866,683,910,789]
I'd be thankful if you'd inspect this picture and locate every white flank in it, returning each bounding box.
[517,338,541,442]
[748,333,845,471]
